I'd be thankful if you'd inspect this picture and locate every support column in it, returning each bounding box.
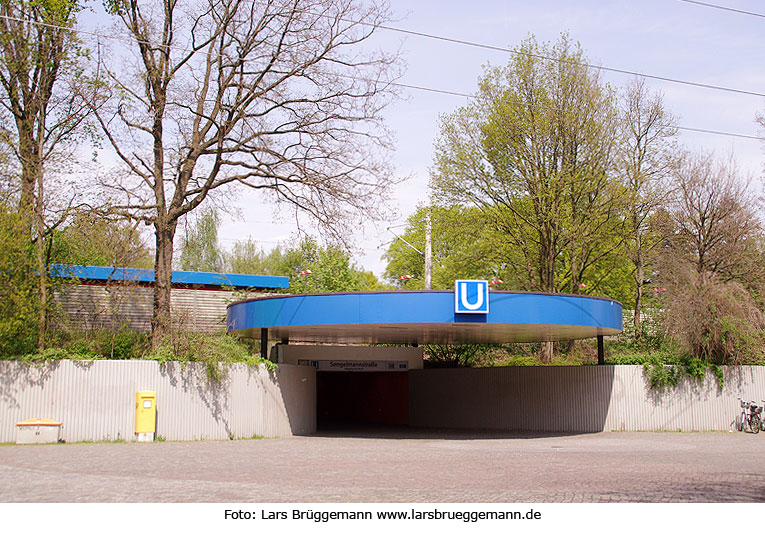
[260,328,268,359]
[597,335,605,365]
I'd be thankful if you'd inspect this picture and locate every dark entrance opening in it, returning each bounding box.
[316,371,408,429]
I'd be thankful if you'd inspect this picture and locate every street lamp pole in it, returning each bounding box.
[424,209,432,290]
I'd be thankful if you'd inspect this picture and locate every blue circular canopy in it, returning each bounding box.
[227,291,622,344]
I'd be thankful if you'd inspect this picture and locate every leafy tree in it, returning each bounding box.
[266,236,385,292]
[226,238,277,276]
[383,205,499,290]
[618,78,677,338]
[431,35,621,292]
[429,35,622,362]
[226,234,385,292]
[0,0,89,216]
[93,0,401,345]
[383,204,634,302]
[179,207,223,272]
[0,201,38,356]
[51,211,152,268]
[0,0,93,348]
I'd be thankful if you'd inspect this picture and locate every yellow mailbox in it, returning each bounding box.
[135,391,156,438]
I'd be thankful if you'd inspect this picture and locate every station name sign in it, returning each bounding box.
[454,280,489,314]
[297,360,409,372]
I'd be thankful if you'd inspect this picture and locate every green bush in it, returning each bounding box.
[149,331,274,382]
[641,353,724,390]
[14,328,273,384]
[423,344,496,368]
[44,328,151,360]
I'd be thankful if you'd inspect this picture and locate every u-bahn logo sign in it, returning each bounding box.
[454,280,489,314]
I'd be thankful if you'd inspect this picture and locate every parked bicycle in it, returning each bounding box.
[737,398,762,434]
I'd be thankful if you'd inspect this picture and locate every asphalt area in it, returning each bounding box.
[1,427,764,503]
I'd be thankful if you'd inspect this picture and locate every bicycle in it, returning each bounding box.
[737,398,761,434]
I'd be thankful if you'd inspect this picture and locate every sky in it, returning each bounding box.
[175,1,765,278]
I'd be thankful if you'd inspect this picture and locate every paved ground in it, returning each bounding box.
[1,427,764,503]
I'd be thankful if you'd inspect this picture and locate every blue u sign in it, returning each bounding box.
[454,280,489,314]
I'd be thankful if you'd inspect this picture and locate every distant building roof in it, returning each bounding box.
[49,264,289,290]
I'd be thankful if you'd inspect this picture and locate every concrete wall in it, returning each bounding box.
[409,365,765,432]
[0,360,315,443]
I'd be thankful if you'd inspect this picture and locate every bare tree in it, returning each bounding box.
[93,0,401,344]
[669,152,763,281]
[651,152,765,363]
[618,77,677,338]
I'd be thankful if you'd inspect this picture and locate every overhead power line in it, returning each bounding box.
[678,0,765,19]
[2,9,765,99]
[0,13,150,49]
[363,21,765,99]
[391,80,761,141]
[1,13,761,140]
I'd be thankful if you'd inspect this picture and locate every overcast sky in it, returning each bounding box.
[216,0,765,278]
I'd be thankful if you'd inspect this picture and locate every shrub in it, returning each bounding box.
[149,330,274,382]
[423,344,496,368]
[641,353,724,390]
[662,271,765,365]
[15,328,273,384]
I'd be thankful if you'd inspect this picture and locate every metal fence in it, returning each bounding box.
[409,365,765,432]
[53,285,261,333]
[0,360,315,443]
[2,361,764,442]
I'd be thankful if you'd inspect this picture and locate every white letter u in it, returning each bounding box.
[460,283,484,310]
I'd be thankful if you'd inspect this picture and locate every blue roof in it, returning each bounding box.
[227,291,622,344]
[49,264,289,290]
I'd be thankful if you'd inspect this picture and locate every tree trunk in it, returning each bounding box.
[539,341,554,364]
[17,119,39,229]
[35,207,47,351]
[33,115,47,350]
[152,219,176,347]
[539,230,556,363]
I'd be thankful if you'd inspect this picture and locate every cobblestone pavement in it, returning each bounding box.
[1,428,764,503]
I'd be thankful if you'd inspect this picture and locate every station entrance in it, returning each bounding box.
[229,290,624,435]
[274,344,422,429]
[317,371,408,427]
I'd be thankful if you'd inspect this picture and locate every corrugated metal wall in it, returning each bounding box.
[53,285,253,332]
[0,361,316,443]
[410,365,765,432]
[3,362,764,440]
